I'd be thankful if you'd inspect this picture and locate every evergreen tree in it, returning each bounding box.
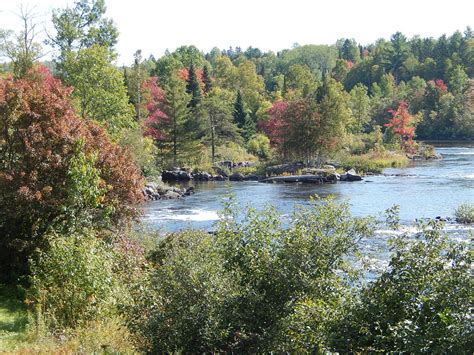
[202,64,212,94]
[233,90,247,128]
[160,73,199,166]
[186,62,202,108]
[242,115,256,141]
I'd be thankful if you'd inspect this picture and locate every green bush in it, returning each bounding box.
[454,203,474,224]
[138,197,375,352]
[330,219,472,352]
[247,134,271,160]
[28,231,120,331]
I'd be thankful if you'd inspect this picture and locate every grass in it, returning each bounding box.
[339,151,409,174]
[0,284,30,351]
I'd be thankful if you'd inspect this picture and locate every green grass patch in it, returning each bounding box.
[0,284,30,351]
[339,152,409,174]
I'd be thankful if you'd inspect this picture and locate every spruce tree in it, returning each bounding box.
[202,65,212,94]
[186,62,202,108]
[233,90,247,128]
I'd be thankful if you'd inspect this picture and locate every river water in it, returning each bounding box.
[144,143,473,230]
[143,144,473,275]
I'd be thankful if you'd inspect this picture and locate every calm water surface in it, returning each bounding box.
[144,144,473,231]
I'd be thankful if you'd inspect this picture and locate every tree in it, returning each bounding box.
[0,65,144,279]
[0,5,43,78]
[186,62,202,108]
[48,0,118,73]
[284,64,318,98]
[341,38,360,63]
[202,88,240,163]
[349,83,371,133]
[316,77,352,163]
[202,64,212,94]
[233,90,247,128]
[126,49,148,120]
[384,101,418,151]
[148,72,200,166]
[62,45,135,136]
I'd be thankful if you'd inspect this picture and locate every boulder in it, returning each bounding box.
[213,175,226,181]
[213,166,229,177]
[229,173,245,181]
[162,191,181,199]
[183,186,195,196]
[162,170,192,181]
[243,174,260,181]
[265,163,305,176]
[192,172,212,181]
[341,169,362,182]
[324,173,340,182]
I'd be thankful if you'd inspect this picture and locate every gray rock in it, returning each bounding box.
[341,169,362,182]
[163,191,181,199]
[162,170,192,181]
[243,174,260,181]
[229,173,245,181]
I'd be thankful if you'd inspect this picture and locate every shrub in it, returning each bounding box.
[454,203,474,224]
[28,231,120,331]
[0,66,144,279]
[138,197,375,352]
[330,219,472,352]
[247,133,271,160]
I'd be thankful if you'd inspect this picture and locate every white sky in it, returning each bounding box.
[1,0,473,66]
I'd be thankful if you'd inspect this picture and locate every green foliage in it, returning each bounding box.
[57,139,110,233]
[202,88,241,162]
[186,62,202,108]
[117,127,158,177]
[138,197,375,352]
[247,133,271,160]
[62,45,136,136]
[339,151,408,174]
[28,231,119,331]
[454,203,474,224]
[331,220,473,352]
[48,0,118,67]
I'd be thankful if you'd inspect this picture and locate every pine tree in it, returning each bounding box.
[233,90,246,128]
[202,65,212,94]
[242,115,256,141]
[161,73,200,166]
[186,62,202,108]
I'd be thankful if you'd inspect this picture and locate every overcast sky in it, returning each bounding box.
[1,0,473,65]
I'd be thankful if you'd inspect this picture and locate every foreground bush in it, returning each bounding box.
[27,230,138,352]
[330,220,472,352]
[140,198,375,352]
[0,66,144,279]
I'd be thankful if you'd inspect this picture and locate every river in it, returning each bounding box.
[144,143,473,231]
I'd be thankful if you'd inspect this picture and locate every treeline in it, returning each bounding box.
[127,28,474,167]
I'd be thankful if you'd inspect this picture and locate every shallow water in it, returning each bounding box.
[144,144,474,231]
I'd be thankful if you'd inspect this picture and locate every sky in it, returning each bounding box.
[1,0,473,65]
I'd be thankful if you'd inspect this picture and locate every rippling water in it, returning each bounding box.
[144,143,473,231]
[143,143,473,277]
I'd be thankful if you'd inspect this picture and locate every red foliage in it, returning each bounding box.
[0,65,144,262]
[259,101,290,146]
[178,67,205,89]
[385,101,417,151]
[142,77,169,141]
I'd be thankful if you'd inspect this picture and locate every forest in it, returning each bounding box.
[0,0,472,352]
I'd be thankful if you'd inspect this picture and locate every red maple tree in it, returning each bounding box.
[385,101,417,152]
